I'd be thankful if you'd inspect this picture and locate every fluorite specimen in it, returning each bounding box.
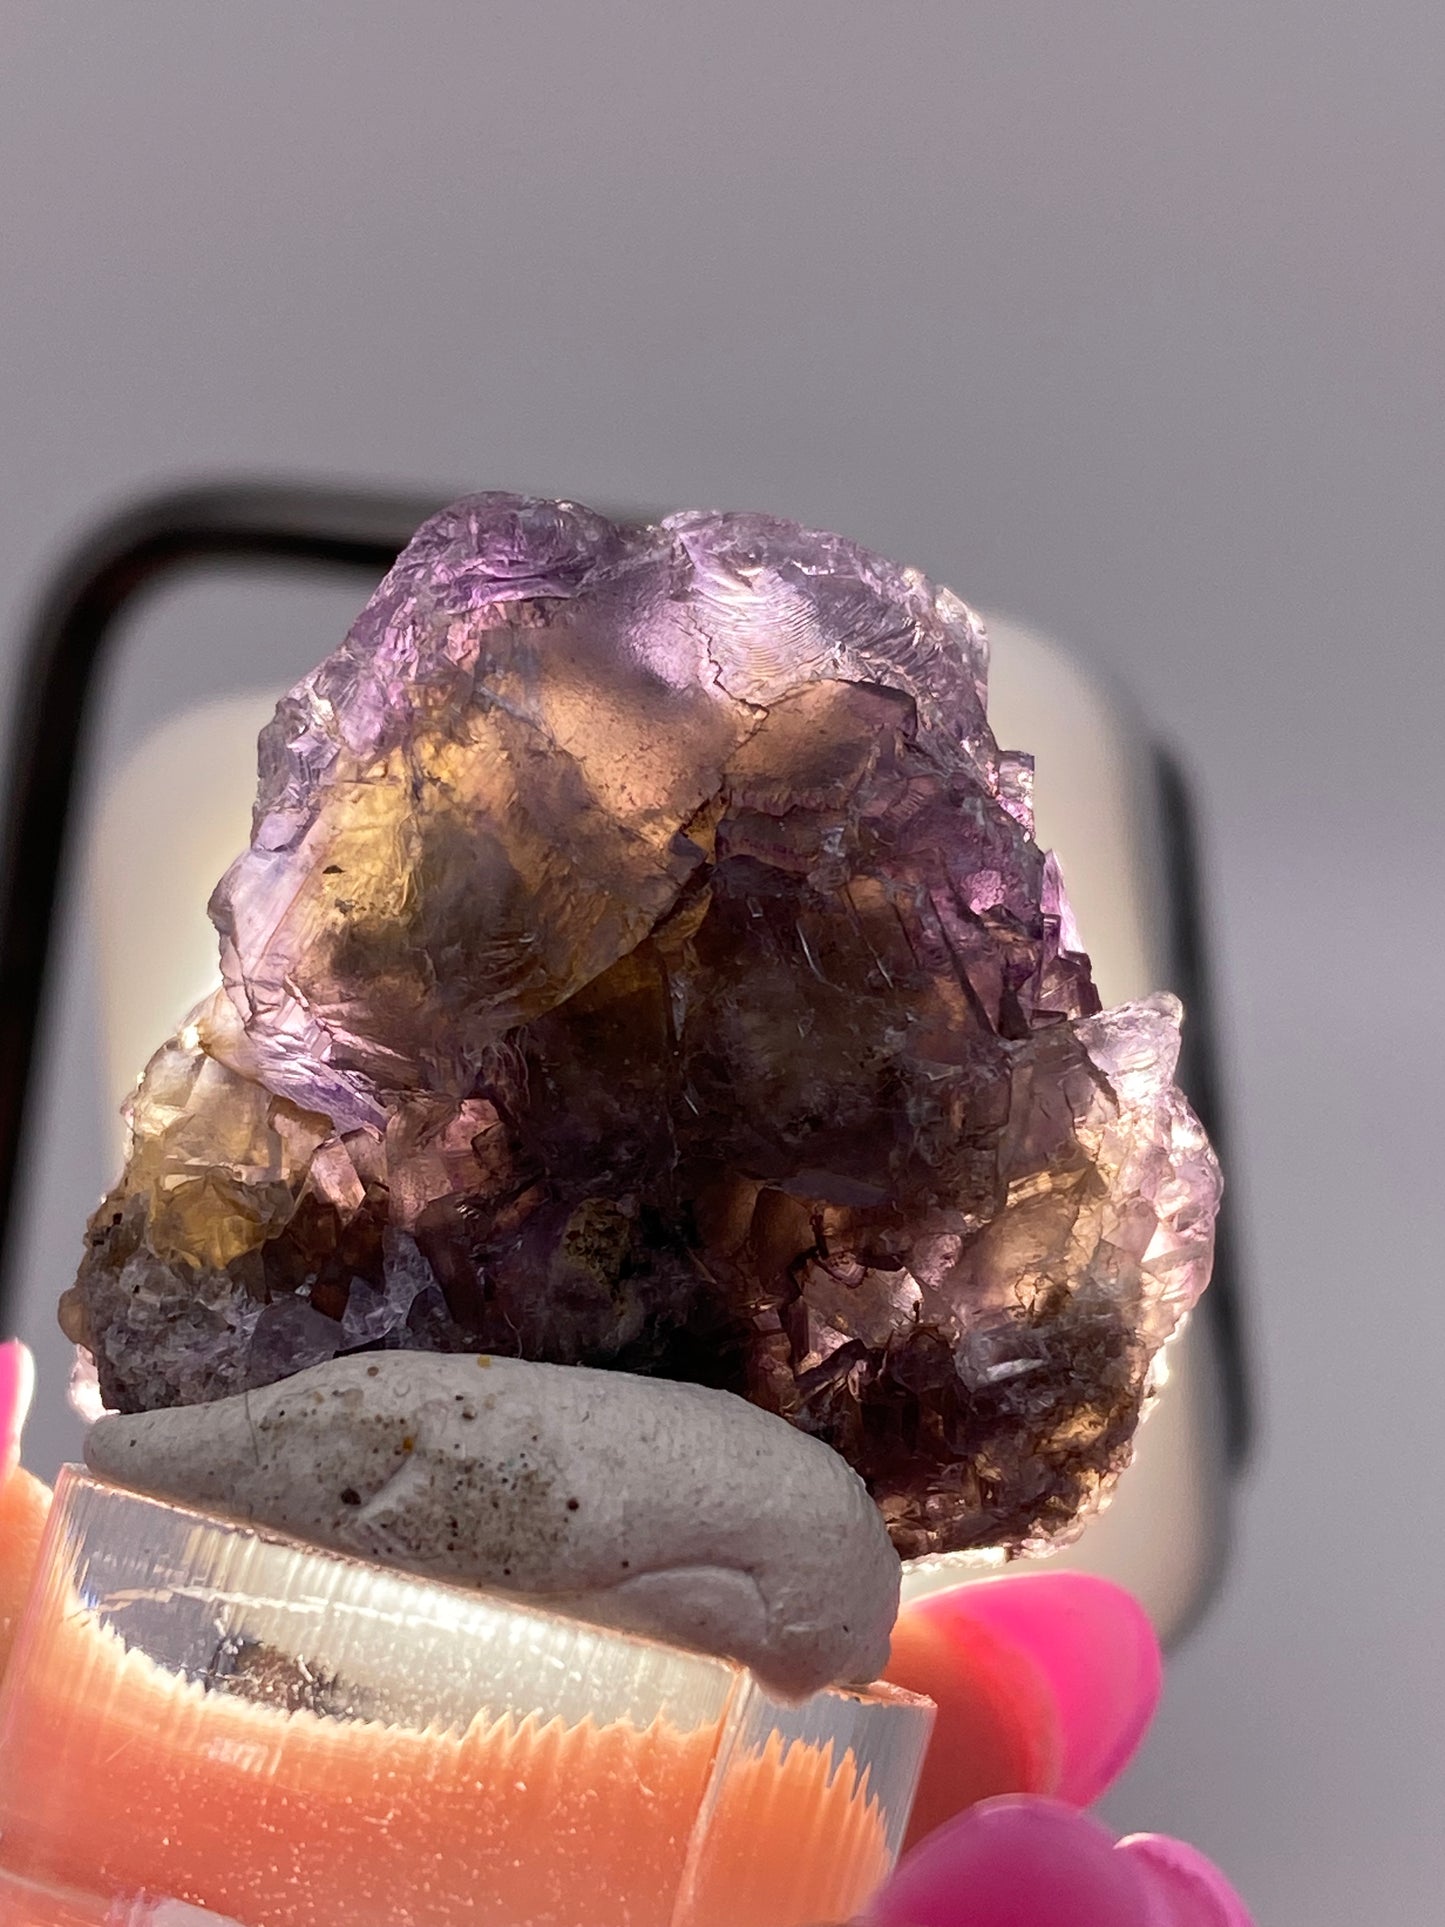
[63,496,1220,1557]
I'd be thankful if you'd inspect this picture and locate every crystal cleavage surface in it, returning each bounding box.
[62,496,1221,1557]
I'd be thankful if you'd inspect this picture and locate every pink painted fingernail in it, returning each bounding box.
[1119,1832,1256,1927]
[0,1341,35,1483]
[866,1796,1157,1927]
[914,1572,1162,1806]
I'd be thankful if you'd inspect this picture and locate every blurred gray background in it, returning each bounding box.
[2,5,1441,1921]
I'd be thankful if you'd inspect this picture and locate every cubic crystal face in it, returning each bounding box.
[62,497,1221,1557]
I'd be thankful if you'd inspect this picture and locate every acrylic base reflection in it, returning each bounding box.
[0,1472,930,1927]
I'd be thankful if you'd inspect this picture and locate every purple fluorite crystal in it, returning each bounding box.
[63,497,1220,1556]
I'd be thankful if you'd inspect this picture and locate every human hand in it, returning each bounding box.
[865,1573,1252,1925]
[0,1341,53,1677]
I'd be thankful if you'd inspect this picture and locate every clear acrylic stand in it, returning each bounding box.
[0,1471,931,1927]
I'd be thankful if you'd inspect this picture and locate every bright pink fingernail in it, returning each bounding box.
[1119,1832,1256,1927]
[0,1341,35,1482]
[866,1796,1157,1927]
[915,1572,1162,1805]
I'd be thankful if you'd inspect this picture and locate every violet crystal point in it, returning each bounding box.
[62,496,1221,1557]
